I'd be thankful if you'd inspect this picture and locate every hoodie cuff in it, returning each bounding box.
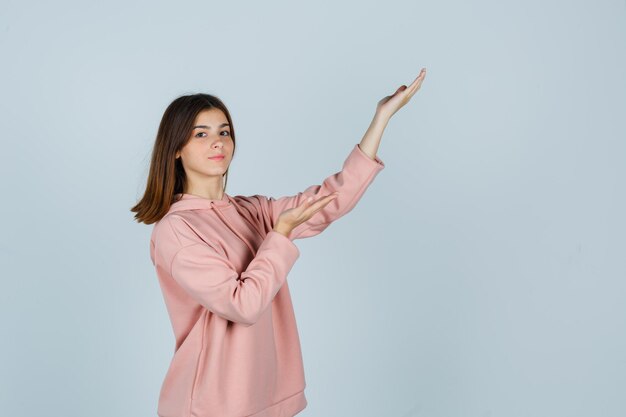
[265,230,300,261]
[354,143,385,168]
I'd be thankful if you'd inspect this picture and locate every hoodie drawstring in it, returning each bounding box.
[211,200,260,257]
[227,196,267,240]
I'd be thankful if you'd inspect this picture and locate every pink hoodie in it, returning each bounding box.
[150,143,385,417]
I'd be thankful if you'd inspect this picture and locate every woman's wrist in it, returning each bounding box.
[372,111,391,127]
[273,224,292,238]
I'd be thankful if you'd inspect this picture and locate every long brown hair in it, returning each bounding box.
[131,93,236,225]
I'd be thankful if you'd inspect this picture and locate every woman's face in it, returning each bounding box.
[175,108,234,181]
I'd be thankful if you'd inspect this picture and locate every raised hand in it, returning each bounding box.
[375,68,426,121]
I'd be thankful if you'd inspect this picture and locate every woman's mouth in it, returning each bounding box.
[208,156,225,161]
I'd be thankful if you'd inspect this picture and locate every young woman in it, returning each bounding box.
[131,68,426,417]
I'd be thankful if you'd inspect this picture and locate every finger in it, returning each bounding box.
[301,193,339,215]
[302,200,335,219]
[310,192,339,208]
[408,69,426,90]
[297,196,315,210]
[298,192,336,209]
[405,72,426,98]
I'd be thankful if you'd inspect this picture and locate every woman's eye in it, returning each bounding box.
[195,131,230,138]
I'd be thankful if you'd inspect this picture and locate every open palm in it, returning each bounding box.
[376,68,426,120]
[276,192,339,232]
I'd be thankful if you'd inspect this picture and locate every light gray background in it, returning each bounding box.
[1,0,625,416]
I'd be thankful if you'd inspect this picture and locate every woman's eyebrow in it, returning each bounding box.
[193,123,230,130]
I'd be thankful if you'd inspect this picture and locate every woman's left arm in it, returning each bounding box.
[259,68,427,240]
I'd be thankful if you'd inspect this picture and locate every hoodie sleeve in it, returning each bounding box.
[265,143,385,240]
[157,217,300,326]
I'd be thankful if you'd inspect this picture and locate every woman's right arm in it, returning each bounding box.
[154,217,300,326]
